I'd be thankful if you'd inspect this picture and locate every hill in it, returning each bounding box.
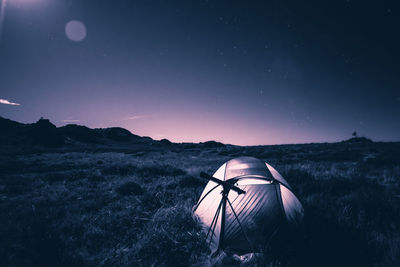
[0,117,155,148]
[0,117,228,154]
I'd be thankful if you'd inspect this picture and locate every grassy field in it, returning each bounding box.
[1,139,399,266]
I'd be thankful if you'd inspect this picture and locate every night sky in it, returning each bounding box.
[0,0,399,145]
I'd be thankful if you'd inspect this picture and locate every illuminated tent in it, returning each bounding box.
[193,156,304,256]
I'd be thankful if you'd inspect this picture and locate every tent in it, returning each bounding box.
[193,156,304,256]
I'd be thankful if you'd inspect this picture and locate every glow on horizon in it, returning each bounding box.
[122,124,350,146]
[114,116,345,146]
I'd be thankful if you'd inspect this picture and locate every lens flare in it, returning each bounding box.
[65,20,87,42]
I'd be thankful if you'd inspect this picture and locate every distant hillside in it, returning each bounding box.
[0,116,386,153]
[0,117,155,148]
[0,117,230,152]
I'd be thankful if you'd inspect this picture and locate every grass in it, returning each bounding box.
[0,141,399,266]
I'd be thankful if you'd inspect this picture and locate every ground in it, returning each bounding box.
[1,140,399,266]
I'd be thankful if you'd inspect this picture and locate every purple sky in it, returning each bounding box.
[0,0,399,145]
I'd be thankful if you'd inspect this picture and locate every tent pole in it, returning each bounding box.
[218,188,228,251]
[193,184,220,212]
[206,197,223,241]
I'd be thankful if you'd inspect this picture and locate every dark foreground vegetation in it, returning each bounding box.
[1,118,399,266]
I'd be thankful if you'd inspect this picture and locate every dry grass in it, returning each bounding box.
[0,141,399,266]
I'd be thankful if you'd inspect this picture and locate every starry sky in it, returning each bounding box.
[0,0,399,145]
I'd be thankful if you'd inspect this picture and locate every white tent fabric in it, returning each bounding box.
[193,156,304,255]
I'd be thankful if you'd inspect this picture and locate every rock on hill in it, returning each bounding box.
[0,117,154,148]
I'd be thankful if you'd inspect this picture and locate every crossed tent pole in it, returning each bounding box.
[199,172,257,257]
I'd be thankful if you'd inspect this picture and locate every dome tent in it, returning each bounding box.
[193,156,304,256]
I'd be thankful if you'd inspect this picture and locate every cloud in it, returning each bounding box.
[0,98,20,106]
[61,119,80,123]
[125,115,148,120]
